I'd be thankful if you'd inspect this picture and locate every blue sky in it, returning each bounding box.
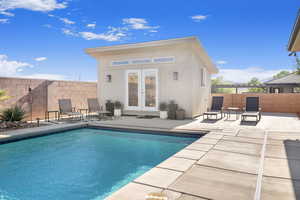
[0,0,299,82]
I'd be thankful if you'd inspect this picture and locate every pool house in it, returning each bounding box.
[85,36,218,118]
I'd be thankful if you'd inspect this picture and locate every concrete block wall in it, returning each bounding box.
[212,93,300,113]
[0,77,97,120]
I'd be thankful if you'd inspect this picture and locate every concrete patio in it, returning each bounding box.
[1,112,300,200]
[97,113,300,200]
[92,112,300,132]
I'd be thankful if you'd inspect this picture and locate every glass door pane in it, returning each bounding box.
[143,70,157,111]
[128,72,139,107]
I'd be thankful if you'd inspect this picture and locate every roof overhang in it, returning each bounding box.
[85,36,218,74]
[288,10,300,52]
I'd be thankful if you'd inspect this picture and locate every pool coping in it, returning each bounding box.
[0,122,89,144]
[0,122,208,144]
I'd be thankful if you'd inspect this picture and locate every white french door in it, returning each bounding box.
[125,69,158,111]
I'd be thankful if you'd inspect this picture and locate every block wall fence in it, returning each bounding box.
[212,93,300,113]
[0,77,97,120]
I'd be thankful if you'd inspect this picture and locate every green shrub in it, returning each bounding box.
[0,106,26,122]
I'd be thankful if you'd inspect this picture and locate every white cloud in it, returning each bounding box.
[59,17,75,24]
[80,31,126,41]
[216,60,227,65]
[191,15,208,22]
[86,23,96,29]
[19,73,67,80]
[215,67,291,83]
[0,54,32,76]
[0,18,9,23]
[0,11,14,16]
[123,18,159,30]
[34,57,47,62]
[61,28,77,36]
[0,0,67,12]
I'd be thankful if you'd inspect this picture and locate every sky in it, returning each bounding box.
[0,0,299,83]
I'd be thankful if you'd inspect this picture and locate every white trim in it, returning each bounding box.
[111,57,174,66]
[111,60,130,66]
[125,69,159,111]
[152,56,175,64]
[131,58,152,65]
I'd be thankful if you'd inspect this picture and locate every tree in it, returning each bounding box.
[247,78,265,93]
[273,71,290,79]
[0,90,10,101]
[211,76,235,94]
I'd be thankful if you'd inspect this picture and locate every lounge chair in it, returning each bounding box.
[87,98,111,119]
[58,99,83,120]
[203,96,224,120]
[241,97,261,122]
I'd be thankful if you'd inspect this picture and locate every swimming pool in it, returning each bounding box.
[0,128,198,200]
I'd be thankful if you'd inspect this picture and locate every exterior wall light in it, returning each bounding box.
[106,74,112,82]
[173,72,178,80]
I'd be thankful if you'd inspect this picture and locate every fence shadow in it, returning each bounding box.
[284,139,300,199]
[16,80,54,120]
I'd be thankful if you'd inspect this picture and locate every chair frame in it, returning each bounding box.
[58,99,83,121]
[241,97,262,122]
[203,96,224,120]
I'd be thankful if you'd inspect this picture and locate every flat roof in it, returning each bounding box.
[85,36,218,73]
[288,10,300,52]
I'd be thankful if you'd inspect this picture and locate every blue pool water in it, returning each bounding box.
[0,128,197,200]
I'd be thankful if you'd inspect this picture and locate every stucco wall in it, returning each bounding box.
[0,77,97,120]
[212,93,300,113]
[95,42,212,118]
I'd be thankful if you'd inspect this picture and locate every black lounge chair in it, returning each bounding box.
[203,96,224,120]
[241,97,261,122]
[87,98,111,119]
[58,99,83,120]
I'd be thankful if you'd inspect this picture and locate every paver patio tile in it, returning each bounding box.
[265,144,300,160]
[185,143,214,151]
[197,149,260,174]
[222,135,264,144]
[163,190,182,200]
[264,157,300,180]
[261,176,300,200]
[158,157,196,172]
[202,132,223,139]
[106,182,162,200]
[237,129,265,139]
[174,149,206,160]
[176,194,207,200]
[134,167,182,188]
[267,139,300,146]
[169,165,257,200]
[214,140,262,156]
[194,137,219,145]
[267,131,300,140]
[267,139,290,146]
